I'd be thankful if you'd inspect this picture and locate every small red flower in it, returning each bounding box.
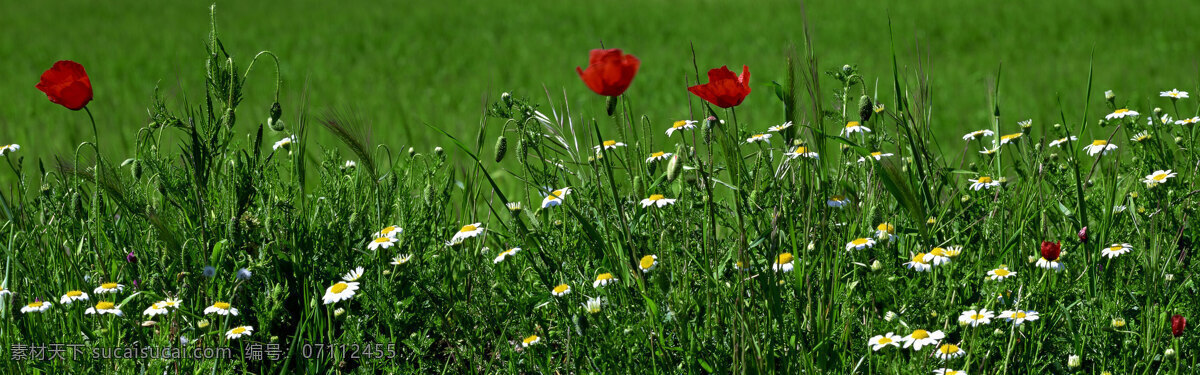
[688,65,751,108]
[1040,241,1061,261]
[36,60,93,111]
[1172,314,1186,337]
[576,49,640,97]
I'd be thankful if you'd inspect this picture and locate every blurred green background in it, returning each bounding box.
[1,0,1196,172]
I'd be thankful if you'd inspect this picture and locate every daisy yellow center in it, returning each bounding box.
[651,151,665,157]
[911,253,928,263]
[331,282,349,294]
[639,255,656,270]
[1109,245,1122,251]
[101,283,118,290]
[753,134,765,138]
[977,176,993,183]
[551,189,566,198]
[523,335,538,344]
[1002,133,1021,140]
[96,302,115,310]
[993,269,1011,276]
[777,253,794,264]
[460,225,477,232]
[231,327,246,334]
[214,302,231,310]
[66,290,83,297]
[830,195,844,201]
[1013,312,1027,319]
[930,247,946,256]
[877,337,893,344]
[1114,109,1129,114]
[1091,140,1107,146]
[910,330,930,339]
[970,314,985,320]
[596,273,613,281]
[672,120,688,128]
[794,146,808,153]
[1153,173,1167,181]
[603,140,617,147]
[851,238,869,246]
[846,121,860,128]
[870,152,883,157]
[553,284,569,294]
[877,223,893,232]
[502,249,516,256]
[28,301,43,308]
[380,226,396,234]
[939,344,960,354]
[647,194,664,201]
[373,237,391,243]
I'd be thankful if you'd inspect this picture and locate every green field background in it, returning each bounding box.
[1,0,1196,169]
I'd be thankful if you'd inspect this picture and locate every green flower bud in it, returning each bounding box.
[268,118,286,132]
[131,160,143,180]
[606,96,618,117]
[665,155,682,183]
[858,95,873,123]
[494,136,508,162]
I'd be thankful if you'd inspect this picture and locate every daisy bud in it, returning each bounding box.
[841,64,853,76]
[858,95,873,123]
[1028,255,1038,263]
[884,311,896,321]
[501,92,513,107]
[382,269,391,275]
[1176,136,1184,143]
[407,147,415,157]
[434,147,444,157]
[930,310,938,318]
[1166,274,1175,282]
[198,320,210,329]
[1068,355,1081,368]
[1053,123,1061,129]
[1111,317,1125,328]
[870,260,882,271]
[494,136,508,162]
[961,195,970,203]
[334,307,345,317]
[806,241,815,251]
[1153,107,1163,118]
[992,328,1004,336]
[1165,348,1177,358]
[1104,90,1115,105]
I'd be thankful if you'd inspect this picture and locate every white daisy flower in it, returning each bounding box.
[857,151,893,162]
[645,151,673,163]
[842,121,871,135]
[1083,140,1118,156]
[582,296,604,314]
[521,335,541,347]
[391,254,413,265]
[1175,117,1200,125]
[1130,131,1151,142]
[593,273,618,288]
[904,253,932,272]
[162,298,182,309]
[1153,114,1173,126]
[367,236,398,250]
[0,144,19,156]
[784,146,818,159]
[901,329,944,351]
[203,302,239,316]
[962,129,994,141]
[344,160,356,168]
[506,201,523,212]
[640,194,676,208]
[273,135,296,151]
[986,266,1015,281]
[772,253,795,273]
[451,223,485,243]
[143,303,169,317]
[323,281,360,305]
[541,188,571,208]
[968,176,1001,191]
[1101,243,1132,259]
[1113,205,1127,214]
[1048,136,1078,147]
[958,309,995,327]
[768,121,794,132]
[593,140,626,152]
[1143,170,1176,187]
[493,248,520,264]
[874,223,896,241]
[94,282,124,295]
[225,326,254,340]
[342,266,364,282]
[1105,109,1139,120]
[373,225,402,238]
[934,343,965,360]
[638,255,658,273]
[826,195,849,208]
[1018,119,1032,128]
[551,283,571,297]
[0,287,11,296]
[979,147,999,155]
[867,332,902,351]
[666,120,697,136]
[59,290,89,305]
[746,133,772,143]
[21,301,51,314]
[999,133,1023,145]
[1161,89,1189,99]
[998,310,1040,325]
[846,238,876,251]
[85,301,122,316]
[933,369,967,375]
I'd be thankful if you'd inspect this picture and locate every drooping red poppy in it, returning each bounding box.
[36,60,93,111]
[1040,241,1061,261]
[688,65,751,108]
[576,49,640,97]
[1172,314,1186,337]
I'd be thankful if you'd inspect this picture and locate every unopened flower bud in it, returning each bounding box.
[665,155,682,183]
[884,311,896,321]
[1104,90,1115,104]
[1111,318,1125,328]
[1068,355,1081,368]
[1153,107,1163,118]
[870,260,882,271]
[1078,226,1088,243]
[858,95,873,123]
[501,92,513,107]
[1165,348,1177,358]
[494,136,508,162]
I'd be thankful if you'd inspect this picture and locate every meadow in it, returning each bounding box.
[1,1,1199,374]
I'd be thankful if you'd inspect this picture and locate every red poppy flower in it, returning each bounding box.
[576,49,640,97]
[1172,314,1186,337]
[688,65,751,108]
[1040,241,1061,261]
[36,60,93,111]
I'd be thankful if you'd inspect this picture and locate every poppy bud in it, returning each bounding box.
[633,177,644,198]
[72,191,84,217]
[1077,227,1087,243]
[665,155,682,183]
[126,252,137,263]
[858,95,873,123]
[223,108,236,128]
[1040,241,1061,261]
[423,182,435,206]
[606,96,618,117]
[1171,314,1186,337]
[131,160,143,180]
[268,118,286,132]
[494,136,508,162]
[269,101,282,123]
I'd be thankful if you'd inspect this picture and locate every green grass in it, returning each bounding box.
[1,1,1199,374]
